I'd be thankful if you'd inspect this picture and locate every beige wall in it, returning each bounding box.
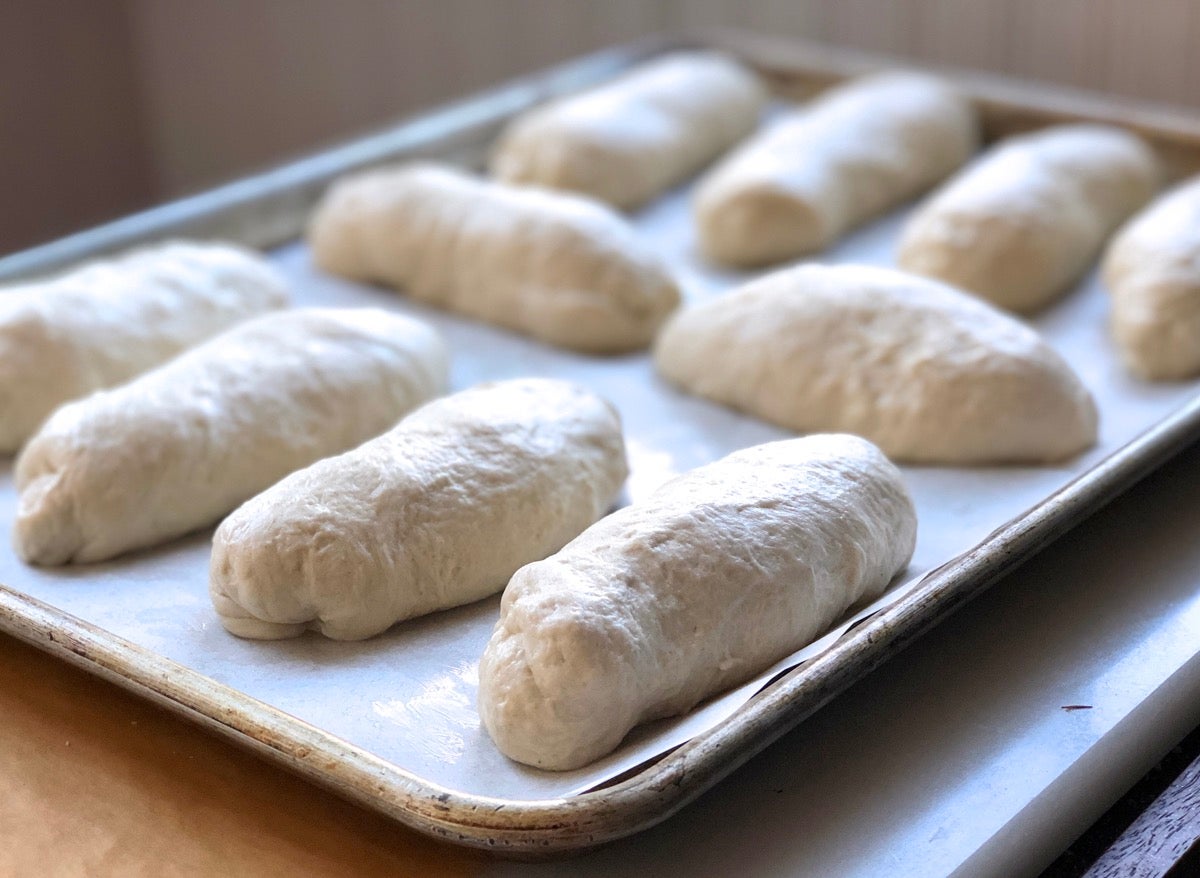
[0,0,155,252]
[5,0,1200,252]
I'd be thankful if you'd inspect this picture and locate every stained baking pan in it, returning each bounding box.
[3,31,1200,855]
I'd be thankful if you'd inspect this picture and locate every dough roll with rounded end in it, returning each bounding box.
[308,164,680,353]
[479,433,917,771]
[14,308,448,566]
[0,241,288,454]
[898,124,1160,312]
[488,52,766,210]
[654,264,1097,465]
[1102,176,1200,380]
[694,72,979,268]
[210,379,628,641]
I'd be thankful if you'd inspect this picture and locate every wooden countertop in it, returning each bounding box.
[0,631,481,877]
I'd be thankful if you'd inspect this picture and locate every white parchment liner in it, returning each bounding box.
[1,182,1196,802]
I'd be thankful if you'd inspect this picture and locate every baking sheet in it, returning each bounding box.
[1,155,1197,803]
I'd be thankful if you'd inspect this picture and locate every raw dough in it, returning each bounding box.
[478,433,917,770]
[14,308,447,565]
[654,264,1097,464]
[308,164,680,353]
[0,241,287,453]
[210,379,628,641]
[1102,175,1200,380]
[695,71,978,267]
[898,124,1160,312]
[489,52,765,210]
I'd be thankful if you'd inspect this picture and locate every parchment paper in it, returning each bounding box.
[1,180,1196,802]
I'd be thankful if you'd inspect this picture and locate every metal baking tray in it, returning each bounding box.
[3,31,1200,855]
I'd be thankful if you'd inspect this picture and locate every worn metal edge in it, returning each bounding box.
[2,29,1200,856]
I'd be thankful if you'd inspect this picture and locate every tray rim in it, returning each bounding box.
[3,29,1200,856]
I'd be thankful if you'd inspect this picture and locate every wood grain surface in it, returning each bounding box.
[0,632,481,877]
[1084,751,1200,877]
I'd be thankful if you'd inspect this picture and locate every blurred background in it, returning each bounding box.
[3,0,1199,254]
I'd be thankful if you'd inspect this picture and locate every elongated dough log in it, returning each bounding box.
[14,308,447,565]
[0,241,287,453]
[479,433,916,770]
[899,124,1160,312]
[489,52,766,210]
[654,264,1097,464]
[210,379,628,641]
[1102,176,1200,380]
[308,164,680,353]
[695,72,978,267]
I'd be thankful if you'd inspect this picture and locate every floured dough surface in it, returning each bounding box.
[210,379,628,641]
[308,164,680,352]
[1103,175,1200,380]
[489,51,765,210]
[478,433,917,770]
[899,124,1160,312]
[0,241,287,453]
[14,308,447,565]
[654,264,1097,464]
[695,71,978,267]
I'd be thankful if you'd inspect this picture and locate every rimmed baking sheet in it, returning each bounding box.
[2,32,1200,851]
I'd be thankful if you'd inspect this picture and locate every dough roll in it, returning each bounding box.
[308,164,680,353]
[654,264,1097,464]
[694,72,978,268]
[898,124,1160,312]
[1102,175,1200,380]
[0,241,287,453]
[489,52,766,210]
[479,433,917,770]
[210,379,628,641]
[14,308,447,565]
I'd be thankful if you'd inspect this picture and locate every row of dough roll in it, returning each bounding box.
[8,240,1103,571]
[198,380,915,772]
[10,51,1198,778]
[9,216,1102,569]
[486,51,1194,378]
[0,233,920,771]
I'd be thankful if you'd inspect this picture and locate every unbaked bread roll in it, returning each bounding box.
[694,71,978,267]
[0,241,287,454]
[479,433,916,770]
[308,164,680,353]
[14,308,447,566]
[210,379,628,641]
[654,264,1097,464]
[1102,175,1200,380]
[489,52,765,210]
[898,124,1160,312]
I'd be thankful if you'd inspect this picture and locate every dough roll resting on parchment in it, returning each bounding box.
[210,379,628,641]
[488,51,766,210]
[898,124,1160,312]
[0,241,287,453]
[1102,175,1200,380]
[14,308,447,565]
[478,433,917,771]
[694,71,978,267]
[308,164,680,353]
[654,264,1097,465]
